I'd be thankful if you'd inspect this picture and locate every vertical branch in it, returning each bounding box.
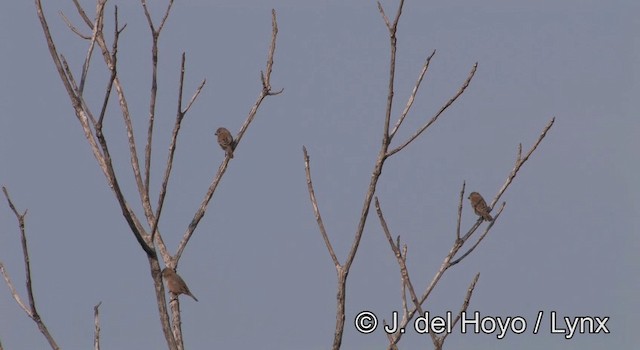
[149,259,177,350]
[1,187,60,350]
[93,302,102,350]
[168,300,184,350]
[150,53,206,256]
[140,0,175,199]
[78,0,106,96]
[455,181,466,241]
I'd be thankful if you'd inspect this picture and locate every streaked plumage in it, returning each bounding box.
[215,127,234,159]
[468,192,493,221]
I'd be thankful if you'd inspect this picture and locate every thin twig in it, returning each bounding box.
[376,2,390,29]
[71,0,92,27]
[490,117,555,209]
[303,147,340,268]
[1,187,60,350]
[0,263,30,315]
[262,9,280,95]
[97,5,125,127]
[400,244,408,318]
[78,0,106,95]
[59,11,91,39]
[93,302,102,350]
[456,181,465,241]
[387,63,478,157]
[441,273,480,346]
[389,50,436,139]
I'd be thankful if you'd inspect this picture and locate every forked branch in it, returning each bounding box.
[377,117,553,348]
[303,2,478,349]
[0,187,60,350]
[174,9,282,263]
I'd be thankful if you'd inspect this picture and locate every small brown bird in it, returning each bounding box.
[215,127,234,159]
[162,267,198,302]
[468,192,493,221]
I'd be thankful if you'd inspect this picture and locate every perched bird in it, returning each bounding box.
[162,267,198,302]
[215,127,234,159]
[468,192,493,221]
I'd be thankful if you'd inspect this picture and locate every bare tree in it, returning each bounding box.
[2,1,554,349]
[2,1,284,349]
[303,1,554,349]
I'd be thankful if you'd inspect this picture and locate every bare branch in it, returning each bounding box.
[59,11,91,39]
[140,0,175,202]
[387,62,478,157]
[174,10,282,262]
[97,6,124,127]
[376,197,439,348]
[376,2,390,29]
[183,79,206,115]
[157,1,175,33]
[71,0,93,27]
[140,0,174,35]
[389,50,436,139]
[93,302,102,350]
[377,0,401,143]
[2,188,35,313]
[491,117,555,208]
[79,0,106,95]
[0,263,31,316]
[74,3,154,225]
[150,54,206,257]
[303,147,340,268]
[441,273,480,345]
[263,9,280,94]
[231,9,282,152]
[384,119,553,348]
[1,187,60,350]
[400,244,408,317]
[391,0,405,32]
[149,260,177,350]
[450,202,506,267]
[456,181,465,241]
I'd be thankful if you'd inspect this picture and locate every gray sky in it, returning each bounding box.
[1,1,638,349]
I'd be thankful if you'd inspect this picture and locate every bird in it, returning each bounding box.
[215,127,234,159]
[468,192,493,221]
[162,267,198,302]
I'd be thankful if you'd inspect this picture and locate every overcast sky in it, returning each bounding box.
[1,1,638,349]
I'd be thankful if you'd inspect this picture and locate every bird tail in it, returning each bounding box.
[227,148,234,159]
[189,293,199,302]
[483,213,493,221]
